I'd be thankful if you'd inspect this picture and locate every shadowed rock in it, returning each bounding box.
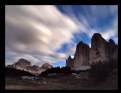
[66,33,118,70]
[66,55,74,68]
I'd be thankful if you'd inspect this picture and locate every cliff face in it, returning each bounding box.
[108,39,118,60]
[89,33,109,63]
[66,33,118,70]
[66,56,74,68]
[73,41,90,68]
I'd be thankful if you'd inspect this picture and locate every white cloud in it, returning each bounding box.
[5,5,118,66]
[77,5,118,40]
[67,46,76,55]
[5,5,80,65]
[101,16,118,41]
[71,55,74,59]
[101,29,117,40]
[113,37,118,44]
[67,5,118,49]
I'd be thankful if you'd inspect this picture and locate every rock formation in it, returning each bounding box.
[66,33,118,70]
[41,63,53,69]
[66,41,90,70]
[73,41,90,69]
[66,56,74,68]
[89,33,109,63]
[108,39,118,60]
[7,58,53,75]
[12,58,31,70]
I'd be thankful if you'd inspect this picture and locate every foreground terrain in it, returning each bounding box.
[5,74,118,90]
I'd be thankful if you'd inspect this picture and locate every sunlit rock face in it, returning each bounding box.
[89,33,109,64]
[41,63,53,70]
[13,58,31,70]
[89,34,118,64]
[7,58,53,75]
[66,41,90,70]
[73,41,90,69]
[66,33,118,70]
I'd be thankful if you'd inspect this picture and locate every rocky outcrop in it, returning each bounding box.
[112,45,118,60]
[89,33,109,63]
[41,63,53,70]
[26,65,40,72]
[66,33,118,70]
[12,58,31,70]
[66,41,90,70]
[31,65,40,71]
[66,56,74,68]
[108,39,118,60]
[73,41,90,68]
[7,58,53,75]
[90,34,118,63]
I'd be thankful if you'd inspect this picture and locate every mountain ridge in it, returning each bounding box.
[7,59,53,75]
[66,33,118,70]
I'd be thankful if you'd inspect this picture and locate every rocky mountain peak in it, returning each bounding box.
[41,63,53,69]
[75,41,90,57]
[12,58,31,70]
[7,59,53,75]
[92,33,102,38]
[31,65,40,71]
[91,33,106,50]
[66,33,118,70]
[108,39,118,60]
[109,39,115,46]
[73,41,90,68]
[66,55,74,68]
[78,41,83,45]
[90,33,111,63]
[15,58,31,66]
[68,55,72,60]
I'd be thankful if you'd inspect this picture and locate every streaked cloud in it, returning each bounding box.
[5,5,80,66]
[5,5,118,67]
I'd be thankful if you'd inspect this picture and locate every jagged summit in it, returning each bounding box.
[41,63,53,69]
[109,39,115,45]
[7,59,53,75]
[66,33,118,70]
[15,58,31,66]
[66,55,74,68]
[77,41,83,45]
[92,33,102,38]
[74,41,90,66]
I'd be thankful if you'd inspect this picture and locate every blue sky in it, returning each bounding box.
[5,5,118,67]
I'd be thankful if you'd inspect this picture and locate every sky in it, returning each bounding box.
[5,5,118,67]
